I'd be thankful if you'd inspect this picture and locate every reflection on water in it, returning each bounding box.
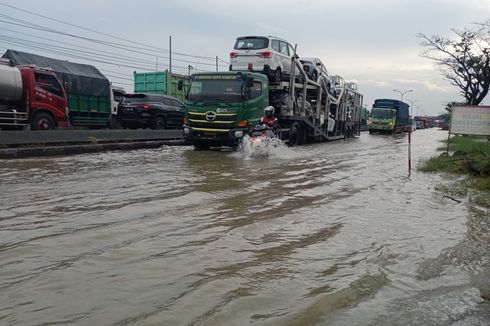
[0,129,488,326]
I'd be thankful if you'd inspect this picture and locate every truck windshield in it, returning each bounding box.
[188,79,244,103]
[371,108,394,119]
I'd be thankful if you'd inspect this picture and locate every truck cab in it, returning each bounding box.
[369,99,409,134]
[183,72,268,149]
[0,58,68,130]
[369,107,396,133]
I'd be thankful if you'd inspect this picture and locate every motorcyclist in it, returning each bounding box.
[258,106,279,131]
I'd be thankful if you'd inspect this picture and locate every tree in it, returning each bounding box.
[417,21,490,105]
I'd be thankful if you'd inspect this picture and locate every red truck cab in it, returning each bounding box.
[0,58,68,130]
[20,66,68,129]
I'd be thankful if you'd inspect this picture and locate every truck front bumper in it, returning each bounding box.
[184,126,248,147]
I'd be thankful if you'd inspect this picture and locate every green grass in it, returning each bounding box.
[437,135,490,156]
[419,135,490,191]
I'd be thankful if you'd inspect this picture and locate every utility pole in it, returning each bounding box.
[216,56,218,72]
[393,89,413,102]
[155,56,158,72]
[406,99,419,117]
[188,65,193,77]
[169,35,172,74]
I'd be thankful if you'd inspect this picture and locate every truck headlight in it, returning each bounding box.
[234,130,244,138]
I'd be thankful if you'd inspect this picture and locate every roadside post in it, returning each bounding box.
[446,111,452,155]
[408,124,412,175]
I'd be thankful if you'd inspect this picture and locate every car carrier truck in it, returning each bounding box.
[181,49,363,149]
[0,58,68,130]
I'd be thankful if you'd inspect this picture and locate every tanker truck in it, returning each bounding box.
[0,58,68,130]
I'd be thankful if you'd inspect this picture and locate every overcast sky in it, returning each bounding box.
[1,0,489,115]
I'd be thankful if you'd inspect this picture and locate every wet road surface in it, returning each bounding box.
[1,129,489,325]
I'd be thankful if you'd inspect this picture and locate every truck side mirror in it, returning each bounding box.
[245,77,254,88]
[177,80,184,91]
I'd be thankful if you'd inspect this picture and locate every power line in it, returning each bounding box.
[0,36,208,72]
[0,20,228,68]
[0,2,222,61]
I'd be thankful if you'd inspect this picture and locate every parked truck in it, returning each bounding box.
[182,49,362,149]
[134,71,190,102]
[0,58,68,130]
[369,99,410,134]
[3,50,112,128]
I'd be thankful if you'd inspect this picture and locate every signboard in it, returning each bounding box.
[451,105,490,136]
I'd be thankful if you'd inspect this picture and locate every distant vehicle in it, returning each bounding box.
[229,35,298,82]
[109,85,125,129]
[117,93,185,130]
[410,117,417,131]
[299,57,328,82]
[369,99,410,134]
[415,116,428,129]
[133,71,189,102]
[329,75,345,96]
[360,106,369,131]
[3,49,112,128]
[0,58,68,130]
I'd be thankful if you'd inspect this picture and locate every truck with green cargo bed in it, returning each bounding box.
[369,99,410,134]
[182,55,363,149]
[134,71,189,102]
[3,49,111,128]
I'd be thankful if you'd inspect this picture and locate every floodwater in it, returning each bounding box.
[0,129,488,325]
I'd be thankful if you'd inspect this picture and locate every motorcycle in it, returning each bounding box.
[245,124,281,156]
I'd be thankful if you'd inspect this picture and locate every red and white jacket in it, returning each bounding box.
[260,116,278,128]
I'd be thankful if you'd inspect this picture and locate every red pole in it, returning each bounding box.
[408,126,412,175]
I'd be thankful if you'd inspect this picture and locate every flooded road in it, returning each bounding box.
[1,129,488,325]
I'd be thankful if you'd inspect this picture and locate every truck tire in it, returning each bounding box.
[288,122,301,146]
[31,112,55,130]
[153,117,165,130]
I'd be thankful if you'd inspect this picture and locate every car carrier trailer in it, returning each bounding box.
[182,47,363,149]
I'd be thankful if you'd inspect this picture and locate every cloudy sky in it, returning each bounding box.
[1,0,489,115]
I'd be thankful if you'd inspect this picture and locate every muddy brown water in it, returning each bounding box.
[0,129,488,325]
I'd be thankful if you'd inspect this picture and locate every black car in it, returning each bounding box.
[117,93,185,130]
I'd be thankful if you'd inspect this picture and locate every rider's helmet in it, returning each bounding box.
[264,106,274,118]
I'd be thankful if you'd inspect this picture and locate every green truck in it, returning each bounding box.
[134,71,189,102]
[369,99,410,134]
[181,58,363,149]
[3,50,112,128]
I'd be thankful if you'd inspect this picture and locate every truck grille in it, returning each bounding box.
[188,111,237,130]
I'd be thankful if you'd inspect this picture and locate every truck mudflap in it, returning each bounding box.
[184,126,249,147]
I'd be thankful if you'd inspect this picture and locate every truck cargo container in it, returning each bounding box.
[134,71,190,102]
[182,47,362,149]
[0,58,68,130]
[3,50,111,128]
[369,99,409,134]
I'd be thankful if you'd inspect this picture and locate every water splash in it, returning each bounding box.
[235,135,295,160]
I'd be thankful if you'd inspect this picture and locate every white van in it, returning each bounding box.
[229,36,297,82]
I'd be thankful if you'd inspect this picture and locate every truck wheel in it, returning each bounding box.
[153,117,165,130]
[288,122,301,146]
[194,141,212,150]
[31,112,55,130]
[108,116,123,129]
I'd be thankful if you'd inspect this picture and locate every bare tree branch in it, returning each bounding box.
[418,22,490,105]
